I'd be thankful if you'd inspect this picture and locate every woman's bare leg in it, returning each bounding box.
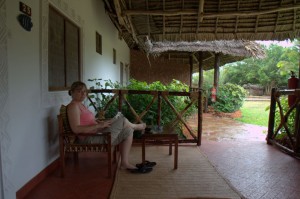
[123,118,146,130]
[119,133,136,169]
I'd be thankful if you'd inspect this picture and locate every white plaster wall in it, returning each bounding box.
[3,0,130,198]
[0,0,8,198]
[70,0,130,88]
[6,1,44,198]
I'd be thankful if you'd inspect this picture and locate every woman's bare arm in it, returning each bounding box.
[67,103,100,134]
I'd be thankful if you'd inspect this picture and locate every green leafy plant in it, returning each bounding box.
[212,83,247,113]
[87,78,122,118]
[87,78,197,139]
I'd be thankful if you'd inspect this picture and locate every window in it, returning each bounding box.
[125,64,130,84]
[48,6,81,91]
[120,62,124,85]
[96,32,102,55]
[113,48,116,64]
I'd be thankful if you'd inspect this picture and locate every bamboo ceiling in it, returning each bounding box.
[103,0,299,69]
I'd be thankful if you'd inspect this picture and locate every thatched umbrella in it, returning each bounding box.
[144,38,266,102]
[145,39,266,59]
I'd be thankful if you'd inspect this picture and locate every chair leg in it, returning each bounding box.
[113,146,117,163]
[73,152,79,162]
[60,153,65,178]
[108,148,112,178]
[169,140,172,155]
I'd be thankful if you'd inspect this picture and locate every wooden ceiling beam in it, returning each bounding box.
[274,0,284,33]
[293,8,296,31]
[103,0,123,34]
[138,28,295,37]
[293,0,297,30]
[179,0,184,38]
[254,0,262,33]
[215,18,218,34]
[235,0,240,33]
[127,16,139,44]
[114,0,126,26]
[215,0,221,34]
[163,0,165,40]
[114,0,139,44]
[122,4,300,17]
[196,0,205,35]
[146,0,150,37]
[103,0,114,13]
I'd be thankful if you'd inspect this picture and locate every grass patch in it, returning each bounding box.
[235,100,270,127]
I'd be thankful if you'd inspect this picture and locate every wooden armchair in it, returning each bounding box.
[57,105,116,178]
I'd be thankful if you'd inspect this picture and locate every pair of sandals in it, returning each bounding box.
[127,160,156,174]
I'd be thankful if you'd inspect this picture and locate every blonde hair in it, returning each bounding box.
[68,81,87,96]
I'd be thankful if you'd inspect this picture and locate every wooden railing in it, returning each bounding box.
[267,88,300,157]
[88,89,203,145]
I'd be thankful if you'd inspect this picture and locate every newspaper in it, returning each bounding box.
[110,112,122,123]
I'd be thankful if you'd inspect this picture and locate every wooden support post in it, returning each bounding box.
[198,55,203,90]
[294,89,300,152]
[214,53,220,93]
[267,88,276,144]
[157,92,162,127]
[198,90,203,146]
[198,51,203,146]
[295,103,300,153]
[118,90,122,112]
[295,47,300,152]
[189,54,193,91]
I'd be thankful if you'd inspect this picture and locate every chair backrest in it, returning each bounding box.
[59,105,77,143]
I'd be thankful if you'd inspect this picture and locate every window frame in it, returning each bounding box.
[48,6,81,91]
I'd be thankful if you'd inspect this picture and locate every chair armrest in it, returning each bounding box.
[75,132,111,136]
[61,132,111,137]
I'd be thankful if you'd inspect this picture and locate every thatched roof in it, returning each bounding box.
[145,39,266,59]
[103,0,300,49]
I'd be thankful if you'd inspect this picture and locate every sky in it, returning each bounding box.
[256,40,294,48]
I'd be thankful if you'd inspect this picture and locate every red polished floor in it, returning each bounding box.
[201,140,300,199]
[24,113,300,199]
[24,152,118,199]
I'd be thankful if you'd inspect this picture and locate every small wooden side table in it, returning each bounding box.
[142,133,178,169]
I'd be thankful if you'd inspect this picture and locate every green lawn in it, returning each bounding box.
[235,100,270,127]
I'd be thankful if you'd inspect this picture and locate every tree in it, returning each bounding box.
[192,70,214,91]
[221,43,299,95]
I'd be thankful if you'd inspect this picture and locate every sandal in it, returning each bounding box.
[136,160,157,169]
[127,166,153,174]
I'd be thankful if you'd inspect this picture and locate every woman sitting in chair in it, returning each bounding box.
[67,81,148,172]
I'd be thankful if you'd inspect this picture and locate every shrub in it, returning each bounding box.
[87,78,197,139]
[212,83,247,113]
[87,78,122,118]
